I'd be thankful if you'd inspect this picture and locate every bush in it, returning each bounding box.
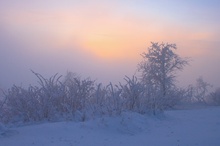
[1,42,195,124]
[210,88,220,105]
[2,71,187,124]
[1,72,97,123]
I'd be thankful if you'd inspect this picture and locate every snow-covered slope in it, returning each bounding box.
[1,107,220,146]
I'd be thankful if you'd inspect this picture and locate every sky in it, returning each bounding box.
[0,0,220,89]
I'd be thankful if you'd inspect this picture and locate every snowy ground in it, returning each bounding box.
[1,107,220,146]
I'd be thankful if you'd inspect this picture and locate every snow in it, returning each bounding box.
[1,107,220,146]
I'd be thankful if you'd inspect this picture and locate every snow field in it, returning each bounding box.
[1,107,220,146]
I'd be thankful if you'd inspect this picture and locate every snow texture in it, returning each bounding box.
[1,107,220,146]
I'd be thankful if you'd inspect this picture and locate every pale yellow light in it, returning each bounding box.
[82,33,127,59]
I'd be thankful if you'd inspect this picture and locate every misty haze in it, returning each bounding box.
[1,0,220,146]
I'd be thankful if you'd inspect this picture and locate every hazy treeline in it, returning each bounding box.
[0,42,219,124]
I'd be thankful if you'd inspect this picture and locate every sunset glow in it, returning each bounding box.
[0,0,220,88]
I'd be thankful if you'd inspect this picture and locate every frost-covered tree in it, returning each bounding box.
[210,88,220,105]
[183,77,212,104]
[139,42,188,111]
[139,42,188,96]
[194,77,212,103]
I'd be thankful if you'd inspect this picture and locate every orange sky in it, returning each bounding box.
[0,0,220,88]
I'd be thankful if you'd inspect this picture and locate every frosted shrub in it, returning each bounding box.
[2,72,66,122]
[182,78,212,104]
[88,84,110,116]
[210,88,220,105]
[108,83,124,115]
[88,82,125,117]
[2,72,97,123]
[0,98,6,123]
[194,77,212,103]
[4,85,42,122]
[101,83,123,116]
[63,72,95,120]
[31,71,67,120]
[141,85,165,114]
[119,76,144,112]
[1,41,193,122]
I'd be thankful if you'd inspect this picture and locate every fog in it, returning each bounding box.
[0,0,220,90]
